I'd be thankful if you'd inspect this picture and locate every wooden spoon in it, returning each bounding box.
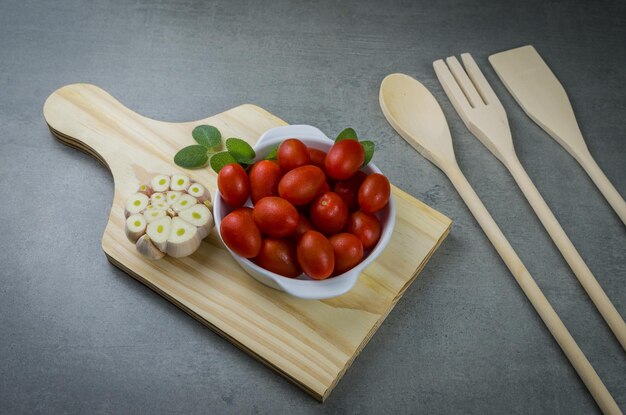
[379,73,621,415]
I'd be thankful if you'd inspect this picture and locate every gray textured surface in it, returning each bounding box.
[1,0,625,413]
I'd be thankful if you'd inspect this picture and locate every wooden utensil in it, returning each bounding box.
[489,45,626,225]
[43,83,452,402]
[433,53,626,351]
[379,73,621,415]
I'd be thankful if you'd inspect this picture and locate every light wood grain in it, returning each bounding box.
[43,83,451,402]
[433,53,626,351]
[380,73,621,415]
[489,45,626,225]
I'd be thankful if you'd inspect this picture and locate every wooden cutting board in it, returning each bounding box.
[43,84,452,401]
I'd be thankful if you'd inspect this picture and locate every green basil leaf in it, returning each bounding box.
[174,145,209,169]
[225,137,256,162]
[361,140,375,166]
[192,125,222,149]
[335,128,358,142]
[264,145,279,160]
[209,151,238,174]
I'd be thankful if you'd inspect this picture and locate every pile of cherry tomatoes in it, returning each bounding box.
[218,137,391,280]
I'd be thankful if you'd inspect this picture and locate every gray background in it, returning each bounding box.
[1,0,624,413]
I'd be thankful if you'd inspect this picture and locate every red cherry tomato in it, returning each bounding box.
[249,160,282,203]
[329,233,364,274]
[291,213,315,241]
[308,147,327,171]
[278,165,326,205]
[297,231,334,280]
[220,208,262,258]
[310,191,348,235]
[318,180,331,195]
[218,163,250,208]
[252,196,299,238]
[333,170,367,211]
[254,238,301,278]
[325,140,365,180]
[277,138,310,171]
[347,211,381,250]
[358,173,391,213]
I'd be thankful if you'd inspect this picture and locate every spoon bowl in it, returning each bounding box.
[379,73,457,171]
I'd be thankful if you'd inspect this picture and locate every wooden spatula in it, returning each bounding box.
[379,73,620,415]
[489,45,626,225]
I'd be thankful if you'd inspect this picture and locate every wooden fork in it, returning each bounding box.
[433,53,626,351]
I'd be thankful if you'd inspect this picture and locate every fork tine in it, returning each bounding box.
[433,59,472,126]
[445,56,484,108]
[460,53,501,107]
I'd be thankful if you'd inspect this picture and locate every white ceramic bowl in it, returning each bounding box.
[214,125,396,300]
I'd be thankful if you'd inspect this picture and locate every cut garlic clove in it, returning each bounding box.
[187,182,210,203]
[146,216,171,252]
[178,204,214,239]
[125,192,149,217]
[136,234,165,260]
[125,214,147,243]
[145,201,168,211]
[150,174,170,192]
[150,192,166,204]
[144,209,167,223]
[137,184,153,196]
[170,174,191,191]
[166,190,183,206]
[166,217,201,258]
[171,194,197,213]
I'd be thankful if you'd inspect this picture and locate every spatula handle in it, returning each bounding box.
[507,157,626,350]
[575,151,626,225]
[446,165,621,415]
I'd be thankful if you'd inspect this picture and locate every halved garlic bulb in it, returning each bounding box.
[124,174,214,260]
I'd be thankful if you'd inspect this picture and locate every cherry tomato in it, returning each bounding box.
[297,230,334,280]
[347,211,381,250]
[249,160,282,203]
[333,170,367,211]
[310,191,348,235]
[308,147,327,171]
[220,208,261,258]
[252,196,299,238]
[318,180,331,195]
[277,138,310,171]
[325,139,365,180]
[278,165,326,205]
[358,173,391,213]
[218,163,250,208]
[291,214,315,241]
[329,233,364,274]
[254,238,301,278]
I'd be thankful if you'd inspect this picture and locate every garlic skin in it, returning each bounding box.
[136,234,165,260]
[125,214,147,243]
[124,174,213,259]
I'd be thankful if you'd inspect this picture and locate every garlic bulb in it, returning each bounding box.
[124,174,214,260]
